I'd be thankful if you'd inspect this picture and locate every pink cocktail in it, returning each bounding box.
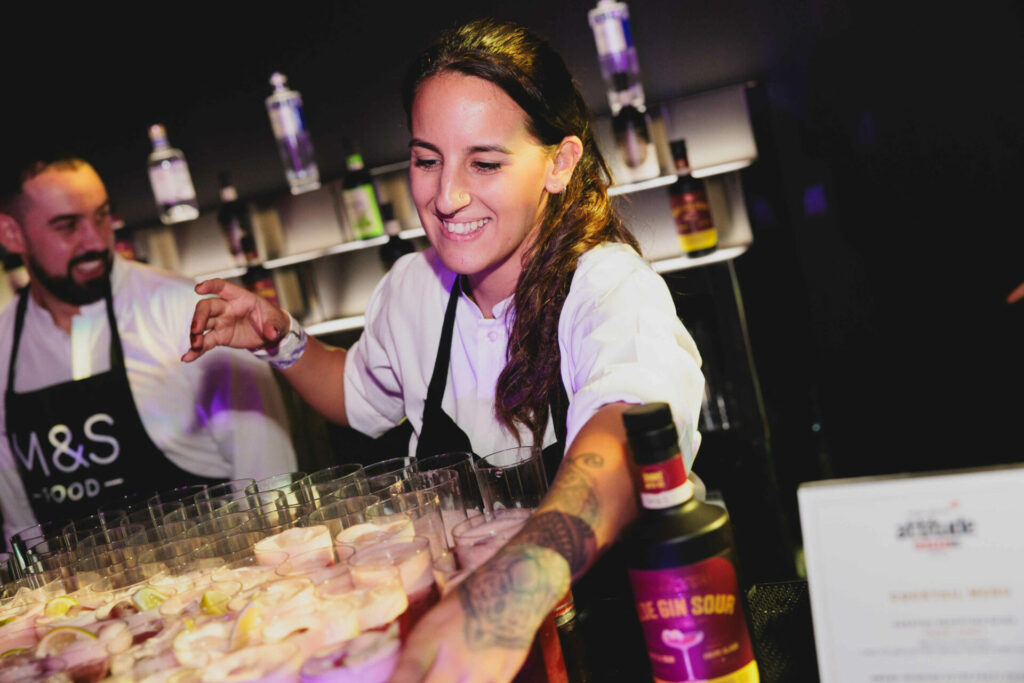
[451,508,532,570]
[334,514,414,550]
[254,525,333,567]
[349,537,439,641]
[299,626,400,683]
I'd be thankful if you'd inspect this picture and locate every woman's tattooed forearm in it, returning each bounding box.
[509,511,596,577]
[505,451,605,577]
[455,452,612,651]
[458,545,570,650]
[547,451,604,527]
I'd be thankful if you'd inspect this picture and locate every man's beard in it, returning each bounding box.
[28,250,113,306]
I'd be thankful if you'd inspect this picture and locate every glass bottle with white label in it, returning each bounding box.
[265,72,321,195]
[589,0,660,174]
[588,0,645,116]
[147,124,200,225]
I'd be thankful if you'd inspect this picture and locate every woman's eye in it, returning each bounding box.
[472,161,501,172]
[413,158,439,170]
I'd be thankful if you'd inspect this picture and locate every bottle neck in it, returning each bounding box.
[636,453,693,510]
[346,153,364,171]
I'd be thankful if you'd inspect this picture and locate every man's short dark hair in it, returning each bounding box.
[1,152,89,221]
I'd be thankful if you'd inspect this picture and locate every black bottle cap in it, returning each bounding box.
[623,402,680,463]
[670,140,690,167]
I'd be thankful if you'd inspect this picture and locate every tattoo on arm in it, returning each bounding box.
[458,546,569,650]
[506,451,605,577]
[548,451,604,528]
[455,453,610,651]
[510,511,596,577]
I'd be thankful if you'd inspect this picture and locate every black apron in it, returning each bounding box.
[5,286,224,524]
[415,273,630,616]
[415,274,569,482]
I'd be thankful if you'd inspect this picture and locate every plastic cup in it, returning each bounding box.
[451,507,532,570]
[474,445,548,511]
[416,451,487,518]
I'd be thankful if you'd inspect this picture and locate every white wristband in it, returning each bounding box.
[250,311,307,370]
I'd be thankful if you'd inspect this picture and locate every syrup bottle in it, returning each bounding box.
[623,403,759,682]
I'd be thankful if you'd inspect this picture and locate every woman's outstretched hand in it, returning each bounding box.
[389,545,569,683]
[181,278,290,362]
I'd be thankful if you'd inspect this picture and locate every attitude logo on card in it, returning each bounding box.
[895,499,976,552]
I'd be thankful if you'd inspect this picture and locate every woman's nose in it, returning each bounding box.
[435,169,471,215]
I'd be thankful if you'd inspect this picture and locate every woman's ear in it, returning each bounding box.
[545,135,584,194]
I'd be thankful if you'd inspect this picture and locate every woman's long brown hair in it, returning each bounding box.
[403,19,640,446]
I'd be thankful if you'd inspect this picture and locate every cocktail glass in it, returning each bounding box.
[299,624,401,683]
[247,472,310,508]
[253,525,333,568]
[335,513,415,550]
[451,507,532,570]
[662,628,706,680]
[369,491,448,559]
[349,536,438,641]
[474,445,548,512]
[386,469,467,549]
[415,451,487,519]
[302,496,379,557]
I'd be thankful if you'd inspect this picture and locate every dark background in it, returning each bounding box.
[5,0,1023,575]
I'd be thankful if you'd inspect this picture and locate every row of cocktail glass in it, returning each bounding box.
[0,446,550,682]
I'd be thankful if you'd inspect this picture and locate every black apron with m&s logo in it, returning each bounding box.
[4,287,223,524]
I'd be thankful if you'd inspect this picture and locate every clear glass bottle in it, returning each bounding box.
[588,0,645,115]
[623,403,759,683]
[147,123,200,225]
[341,142,384,240]
[265,72,321,195]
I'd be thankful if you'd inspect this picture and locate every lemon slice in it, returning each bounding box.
[200,591,231,617]
[167,670,202,683]
[36,625,98,657]
[43,595,79,618]
[132,586,169,612]
[1,648,27,657]
[230,601,262,651]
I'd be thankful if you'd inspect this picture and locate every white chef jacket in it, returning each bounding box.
[345,242,705,467]
[0,256,297,539]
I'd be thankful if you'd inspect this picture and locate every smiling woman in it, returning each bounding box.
[183,18,705,683]
[408,72,563,318]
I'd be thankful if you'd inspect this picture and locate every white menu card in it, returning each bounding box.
[798,464,1024,682]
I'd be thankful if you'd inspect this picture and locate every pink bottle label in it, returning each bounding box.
[628,557,756,682]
